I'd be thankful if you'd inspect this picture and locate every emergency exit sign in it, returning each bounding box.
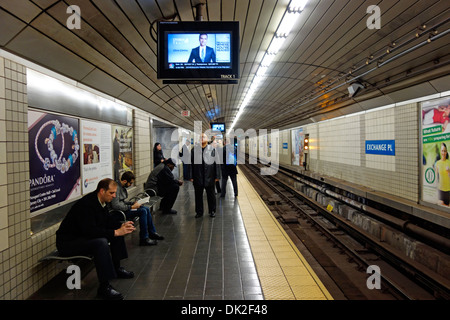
[181,110,190,117]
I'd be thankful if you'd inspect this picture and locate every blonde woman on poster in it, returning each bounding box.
[434,142,450,206]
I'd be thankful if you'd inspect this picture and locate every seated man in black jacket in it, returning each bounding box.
[146,158,183,214]
[56,178,135,300]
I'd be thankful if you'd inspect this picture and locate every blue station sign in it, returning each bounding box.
[365,140,395,156]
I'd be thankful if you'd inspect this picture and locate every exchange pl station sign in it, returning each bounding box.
[365,140,395,156]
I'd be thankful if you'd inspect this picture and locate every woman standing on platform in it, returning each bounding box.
[179,139,191,180]
[153,142,165,168]
[435,142,450,206]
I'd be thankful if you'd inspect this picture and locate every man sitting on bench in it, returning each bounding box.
[145,158,183,214]
[56,178,135,300]
[109,171,164,246]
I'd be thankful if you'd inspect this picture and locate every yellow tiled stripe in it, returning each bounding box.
[237,168,333,300]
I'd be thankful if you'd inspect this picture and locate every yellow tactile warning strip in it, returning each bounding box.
[236,168,333,300]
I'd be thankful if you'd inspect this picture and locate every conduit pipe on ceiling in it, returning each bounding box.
[195,3,205,21]
[285,171,450,254]
[258,24,450,128]
[306,27,450,106]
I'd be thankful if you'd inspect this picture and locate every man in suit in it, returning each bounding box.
[190,133,220,218]
[56,178,135,300]
[188,33,216,63]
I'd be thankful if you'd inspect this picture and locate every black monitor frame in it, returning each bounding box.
[157,21,240,84]
[211,122,226,132]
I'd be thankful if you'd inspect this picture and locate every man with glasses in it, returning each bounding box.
[109,171,164,246]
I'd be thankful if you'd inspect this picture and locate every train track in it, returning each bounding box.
[239,162,450,300]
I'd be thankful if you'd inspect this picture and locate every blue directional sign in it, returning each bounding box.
[365,140,395,156]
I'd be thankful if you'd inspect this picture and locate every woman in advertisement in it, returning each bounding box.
[422,105,450,132]
[434,142,450,206]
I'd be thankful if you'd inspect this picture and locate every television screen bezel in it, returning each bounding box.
[211,122,226,132]
[157,21,240,82]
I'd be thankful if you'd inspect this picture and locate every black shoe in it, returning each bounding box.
[162,209,177,214]
[116,267,135,279]
[220,194,225,198]
[139,238,158,246]
[97,284,124,300]
[209,211,216,217]
[195,213,203,218]
[149,232,164,240]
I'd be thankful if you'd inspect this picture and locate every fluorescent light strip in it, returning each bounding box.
[230,0,307,131]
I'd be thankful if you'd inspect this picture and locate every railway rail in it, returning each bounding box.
[239,161,450,300]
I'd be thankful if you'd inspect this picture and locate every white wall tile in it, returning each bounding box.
[0,228,8,252]
[290,103,419,201]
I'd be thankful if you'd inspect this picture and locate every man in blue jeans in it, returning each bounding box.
[109,171,164,246]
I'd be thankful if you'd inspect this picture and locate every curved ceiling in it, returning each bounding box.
[0,0,449,132]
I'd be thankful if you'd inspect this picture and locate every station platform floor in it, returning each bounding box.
[29,168,333,300]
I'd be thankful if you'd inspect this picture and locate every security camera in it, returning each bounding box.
[348,82,364,98]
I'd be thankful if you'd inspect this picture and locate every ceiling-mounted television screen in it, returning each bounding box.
[157,21,240,84]
[211,122,225,132]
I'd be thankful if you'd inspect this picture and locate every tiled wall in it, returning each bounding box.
[278,130,290,165]
[365,107,395,171]
[0,59,158,300]
[132,109,152,193]
[0,58,62,300]
[0,57,8,252]
[318,114,362,167]
[299,103,418,201]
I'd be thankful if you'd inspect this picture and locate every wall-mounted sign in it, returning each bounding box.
[112,125,133,181]
[421,96,450,208]
[365,140,395,156]
[81,120,112,194]
[28,110,81,213]
[291,128,305,166]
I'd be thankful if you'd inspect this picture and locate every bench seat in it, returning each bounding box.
[39,249,93,262]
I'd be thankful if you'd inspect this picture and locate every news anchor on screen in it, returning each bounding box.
[188,33,216,63]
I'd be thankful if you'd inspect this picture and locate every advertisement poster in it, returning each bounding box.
[81,120,112,194]
[421,96,450,207]
[291,128,304,166]
[259,134,268,163]
[282,130,288,155]
[28,110,81,213]
[112,125,133,181]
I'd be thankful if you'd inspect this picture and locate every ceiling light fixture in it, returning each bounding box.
[229,0,308,131]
